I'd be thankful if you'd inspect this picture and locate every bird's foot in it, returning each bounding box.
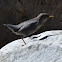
[22,43,26,46]
[22,45,25,46]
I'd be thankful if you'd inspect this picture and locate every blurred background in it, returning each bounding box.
[0,0,62,48]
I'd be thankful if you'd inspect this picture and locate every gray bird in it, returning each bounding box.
[3,13,54,46]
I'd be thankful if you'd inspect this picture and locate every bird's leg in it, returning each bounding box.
[22,38,26,44]
[21,38,26,46]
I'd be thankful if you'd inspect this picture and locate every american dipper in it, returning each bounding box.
[3,13,54,46]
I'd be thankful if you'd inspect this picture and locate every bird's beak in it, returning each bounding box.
[49,15,54,18]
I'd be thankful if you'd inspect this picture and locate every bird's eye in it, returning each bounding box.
[42,15,49,18]
[45,15,49,17]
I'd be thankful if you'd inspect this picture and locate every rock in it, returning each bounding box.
[0,30,62,62]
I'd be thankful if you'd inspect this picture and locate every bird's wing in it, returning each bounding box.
[18,18,39,28]
[18,20,39,32]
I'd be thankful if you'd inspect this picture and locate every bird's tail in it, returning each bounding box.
[3,24,19,32]
[3,24,12,29]
[3,24,9,26]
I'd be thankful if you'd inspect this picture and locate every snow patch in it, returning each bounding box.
[0,30,62,62]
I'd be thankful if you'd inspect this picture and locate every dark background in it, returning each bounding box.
[0,0,62,48]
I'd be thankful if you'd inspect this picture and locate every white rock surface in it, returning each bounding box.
[0,30,62,62]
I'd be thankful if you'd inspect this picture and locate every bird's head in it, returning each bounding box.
[36,13,54,23]
[36,13,54,19]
